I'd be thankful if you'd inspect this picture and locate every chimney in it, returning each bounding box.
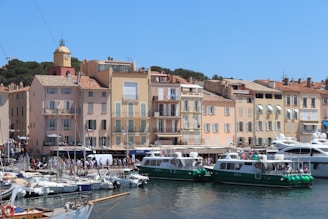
[283,78,289,85]
[307,77,312,87]
[268,81,276,88]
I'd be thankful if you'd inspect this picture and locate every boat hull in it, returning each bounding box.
[138,167,211,182]
[208,170,313,188]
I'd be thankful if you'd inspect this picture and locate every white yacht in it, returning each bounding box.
[271,133,307,150]
[310,132,328,145]
[276,144,328,178]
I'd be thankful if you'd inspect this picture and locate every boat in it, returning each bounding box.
[105,168,149,188]
[275,143,328,178]
[271,133,307,150]
[137,151,211,182]
[309,132,328,145]
[0,182,15,200]
[205,152,314,188]
[0,185,129,219]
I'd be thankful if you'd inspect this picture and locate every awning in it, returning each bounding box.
[258,105,263,110]
[294,109,298,113]
[323,121,328,127]
[276,105,282,111]
[157,134,182,138]
[47,134,60,138]
[267,105,273,111]
[302,123,319,126]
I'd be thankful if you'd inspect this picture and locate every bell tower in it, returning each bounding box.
[48,39,75,76]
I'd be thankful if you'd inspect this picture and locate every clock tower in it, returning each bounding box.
[48,39,75,76]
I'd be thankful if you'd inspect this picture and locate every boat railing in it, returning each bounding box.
[16,191,92,210]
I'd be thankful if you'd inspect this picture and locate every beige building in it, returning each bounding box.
[8,83,29,142]
[256,78,322,143]
[180,83,203,145]
[201,90,235,147]
[204,79,284,147]
[150,73,181,146]
[0,85,9,146]
[80,58,150,157]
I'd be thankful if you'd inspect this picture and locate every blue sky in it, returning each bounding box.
[1,1,328,82]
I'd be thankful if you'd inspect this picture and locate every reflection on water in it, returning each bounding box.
[15,179,328,219]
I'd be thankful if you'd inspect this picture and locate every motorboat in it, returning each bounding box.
[205,152,313,188]
[137,151,211,182]
[105,168,149,188]
[276,144,328,178]
[271,133,307,150]
[309,132,328,145]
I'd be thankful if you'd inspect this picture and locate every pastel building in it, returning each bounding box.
[150,73,181,146]
[201,90,235,147]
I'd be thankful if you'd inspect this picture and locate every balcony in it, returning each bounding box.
[122,95,139,102]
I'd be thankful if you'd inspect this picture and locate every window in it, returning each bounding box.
[141,103,146,117]
[115,120,121,132]
[47,87,57,94]
[64,101,71,111]
[141,136,147,146]
[101,120,106,130]
[115,102,121,117]
[88,102,93,113]
[238,122,243,132]
[276,105,282,114]
[265,93,273,99]
[141,120,146,132]
[184,115,189,128]
[293,109,298,119]
[88,91,93,97]
[311,98,315,108]
[213,123,219,132]
[276,121,281,131]
[87,120,96,130]
[48,119,56,130]
[61,87,71,94]
[208,106,215,115]
[239,108,243,117]
[115,136,122,146]
[257,121,263,131]
[267,121,273,131]
[224,123,231,132]
[194,100,199,112]
[63,119,70,130]
[49,101,56,110]
[128,120,134,132]
[257,105,263,114]
[202,106,207,115]
[184,100,189,112]
[123,82,138,100]
[247,98,252,103]
[128,103,134,117]
[204,123,211,132]
[293,96,298,105]
[323,97,328,105]
[267,105,273,114]
[224,107,230,116]
[286,95,291,105]
[247,122,252,132]
[99,137,108,147]
[286,109,291,120]
[303,98,307,107]
[102,92,106,97]
[101,103,107,114]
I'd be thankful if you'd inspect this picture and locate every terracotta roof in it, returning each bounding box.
[255,79,323,93]
[79,76,107,89]
[34,75,106,90]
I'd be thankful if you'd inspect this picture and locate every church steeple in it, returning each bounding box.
[48,38,75,76]
[53,38,71,67]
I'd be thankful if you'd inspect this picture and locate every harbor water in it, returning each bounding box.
[16,179,328,219]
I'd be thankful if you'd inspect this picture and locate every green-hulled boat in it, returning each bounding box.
[137,151,211,182]
[205,152,314,188]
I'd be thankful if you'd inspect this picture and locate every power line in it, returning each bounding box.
[34,0,57,46]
